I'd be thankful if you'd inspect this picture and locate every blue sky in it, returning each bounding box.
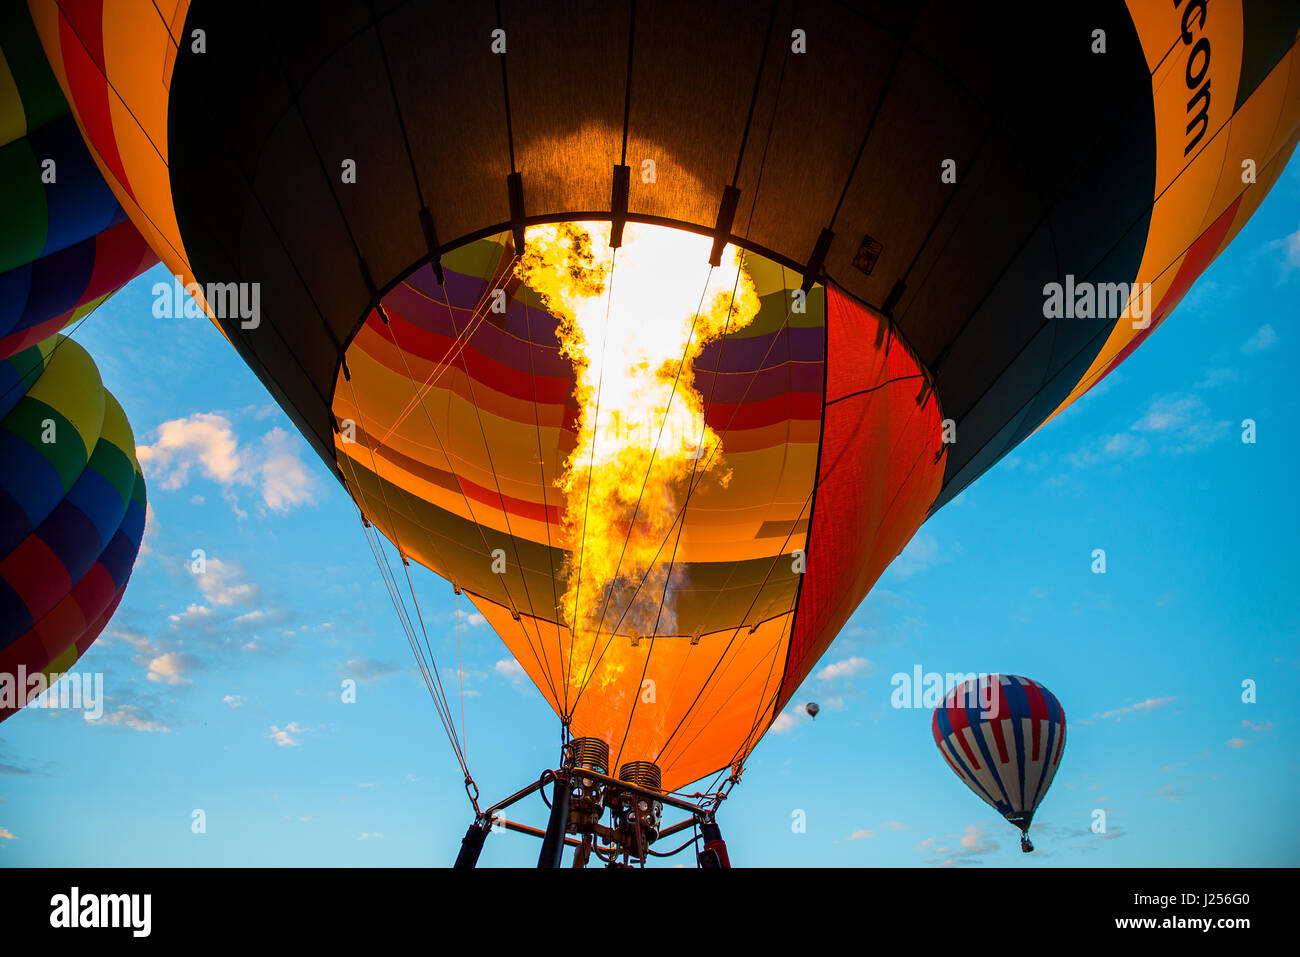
[2,156,1298,868]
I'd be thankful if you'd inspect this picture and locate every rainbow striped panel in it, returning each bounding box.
[0,334,145,717]
[0,0,157,359]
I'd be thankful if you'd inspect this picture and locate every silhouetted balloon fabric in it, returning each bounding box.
[932,675,1065,836]
[0,0,157,360]
[32,0,1300,786]
[0,334,146,721]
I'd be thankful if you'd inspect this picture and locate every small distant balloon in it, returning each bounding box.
[805,702,819,719]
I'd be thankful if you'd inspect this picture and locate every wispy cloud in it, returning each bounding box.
[258,428,316,511]
[921,824,999,866]
[771,709,807,734]
[816,656,873,681]
[340,658,400,684]
[1266,224,1300,275]
[193,557,258,607]
[89,704,170,733]
[1241,324,1278,354]
[494,659,529,692]
[888,533,953,578]
[1095,696,1176,721]
[1131,394,1230,453]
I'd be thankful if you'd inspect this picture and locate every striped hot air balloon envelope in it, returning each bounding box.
[0,334,146,721]
[0,0,157,360]
[27,0,1299,788]
[932,674,1066,849]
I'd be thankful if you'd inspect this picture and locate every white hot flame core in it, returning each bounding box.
[516,222,760,690]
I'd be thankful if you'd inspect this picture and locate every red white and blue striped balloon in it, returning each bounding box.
[931,674,1066,835]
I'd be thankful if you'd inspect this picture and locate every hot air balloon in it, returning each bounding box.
[0,0,157,359]
[30,0,1299,865]
[806,702,819,720]
[932,674,1065,853]
[0,334,146,721]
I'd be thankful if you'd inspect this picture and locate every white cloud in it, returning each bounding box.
[168,603,212,624]
[1131,394,1230,454]
[359,832,384,840]
[146,653,193,686]
[816,656,873,681]
[771,712,796,734]
[1267,224,1300,273]
[269,722,308,747]
[194,558,257,607]
[103,627,153,651]
[258,428,316,511]
[1096,696,1176,720]
[494,659,530,692]
[137,413,242,488]
[89,706,170,733]
[918,825,1000,866]
[136,414,316,514]
[1227,737,1248,749]
[138,502,158,558]
[770,707,812,734]
[1242,324,1278,354]
[847,829,875,841]
[222,695,246,709]
[958,824,997,854]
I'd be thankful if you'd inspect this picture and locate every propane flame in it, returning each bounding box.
[516,222,760,692]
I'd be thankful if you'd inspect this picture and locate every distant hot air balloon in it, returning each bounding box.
[30,0,1299,864]
[805,702,819,720]
[0,0,157,359]
[932,674,1065,853]
[0,334,146,721]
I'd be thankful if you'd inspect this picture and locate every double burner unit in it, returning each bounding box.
[453,739,730,869]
